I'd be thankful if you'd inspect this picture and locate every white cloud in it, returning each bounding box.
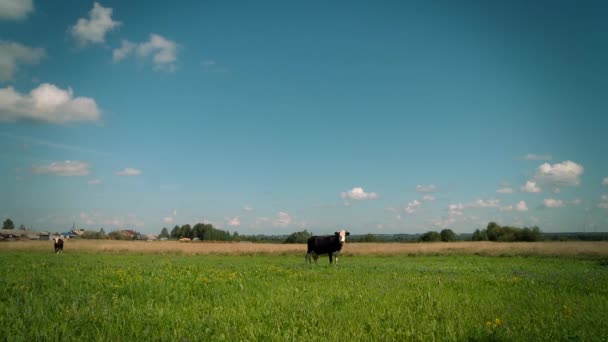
[87,178,101,185]
[448,203,464,216]
[544,198,564,208]
[422,195,435,201]
[570,199,581,205]
[0,0,33,20]
[496,187,514,194]
[70,2,121,44]
[405,200,421,214]
[602,195,608,201]
[0,41,45,82]
[516,201,528,212]
[598,203,608,209]
[113,34,179,72]
[341,187,379,200]
[416,184,436,192]
[242,205,254,212]
[534,160,584,187]
[523,153,552,161]
[602,177,608,186]
[432,217,455,228]
[273,211,292,227]
[471,199,500,208]
[172,209,177,216]
[112,40,135,62]
[227,217,241,227]
[32,160,90,176]
[500,205,513,212]
[0,83,101,124]
[521,181,541,193]
[163,217,173,224]
[116,167,141,176]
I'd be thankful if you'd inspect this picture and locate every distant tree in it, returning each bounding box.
[419,231,441,242]
[472,229,488,241]
[440,229,457,242]
[359,233,378,242]
[99,228,106,236]
[2,218,14,230]
[159,227,170,239]
[170,225,182,239]
[181,224,192,239]
[18,224,26,231]
[232,231,240,241]
[284,230,312,244]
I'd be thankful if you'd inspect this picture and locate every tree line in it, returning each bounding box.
[471,222,544,242]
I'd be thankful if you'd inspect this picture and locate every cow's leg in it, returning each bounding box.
[305,253,311,264]
[312,252,319,264]
[329,253,333,264]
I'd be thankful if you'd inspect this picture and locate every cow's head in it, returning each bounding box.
[53,237,60,243]
[334,229,350,243]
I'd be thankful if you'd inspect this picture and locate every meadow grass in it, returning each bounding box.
[1,250,607,341]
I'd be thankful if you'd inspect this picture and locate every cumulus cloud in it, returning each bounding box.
[543,198,564,208]
[341,187,379,200]
[163,217,173,224]
[598,195,608,209]
[227,217,241,226]
[471,199,500,208]
[422,195,435,201]
[405,200,421,214]
[521,181,541,193]
[70,2,121,44]
[273,211,292,227]
[0,0,33,20]
[523,154,552,161]
[87,178,101,185]
[496,187,514,194]
[0,83,101,124]
[32,160,90,176]
[0,41,45,82]
[113,34,179,71]
[116,167,141,176]
[534,160,584,187]
[516,201,528,212]
[416,184,436,192]
[448,203,464,216]
[602,177,608,186]
[243,205,254,212]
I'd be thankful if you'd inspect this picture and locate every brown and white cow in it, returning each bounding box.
[53,238,63,254]
[305,229,350,264]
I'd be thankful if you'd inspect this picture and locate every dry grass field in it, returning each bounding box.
[2,239,608,257]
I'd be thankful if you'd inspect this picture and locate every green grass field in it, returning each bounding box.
[1,252,607,341]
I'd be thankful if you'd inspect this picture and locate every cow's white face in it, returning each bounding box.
[338,229,348,243]
[54,238,59,243]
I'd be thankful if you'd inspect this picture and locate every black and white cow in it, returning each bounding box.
[305,229,350,264]
[53,237,63,254]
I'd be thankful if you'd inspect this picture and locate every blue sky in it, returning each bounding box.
[1,0,607,234]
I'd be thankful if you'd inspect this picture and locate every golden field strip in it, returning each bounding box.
[2,239,608,257]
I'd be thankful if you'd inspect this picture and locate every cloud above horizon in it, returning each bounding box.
[0,0,33,21]
[0,41,45,82]
[534,160,584,187]
[416,184,436,192]
[521,181,541,193]
[0,83,101,124]
[544,198,564,208]
[113,34,179,71]
[70,2,121,45]
[341,187,379,200]
[32,160,90,176]
[116,167,142,176]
